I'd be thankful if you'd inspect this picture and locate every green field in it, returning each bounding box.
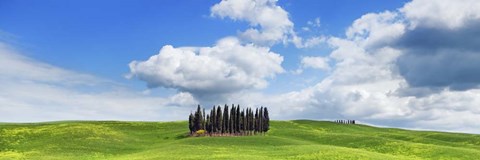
[1,120,479,159]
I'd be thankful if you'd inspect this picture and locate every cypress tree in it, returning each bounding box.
[217,106,222,134]
[194,106,201,132]
[258,108,262,133]
[236,105,240,133]
[230,105,235,134]
[202,108,206,130]
[206,115,211,134]
[258,107,265,133]
[250,108,254,134]
[240,109,245,134]
[263,107,269,132]
[223,104,229,134]
[254,108,258,132]
[245,108,249,134]
[189,113,194,134]
[211,106,216,133]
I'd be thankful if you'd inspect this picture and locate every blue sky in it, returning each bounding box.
[0,0,407,93]
[1,0,480,133]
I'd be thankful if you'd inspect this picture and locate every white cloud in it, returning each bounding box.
[302,36,327,48]
[0,42,198,122]
[301,27,310,31]
[295,56,330,74]
[307,17,321,27]
[302,56,330,71]
[346,11,406,49]
[211,0,294,45]
[0,43,110,86]
[128,37,284,100]
[401,0,480,29]
[210,0,323,48]
[228,0,480,133]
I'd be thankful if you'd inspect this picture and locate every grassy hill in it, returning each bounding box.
[1,120,479,159]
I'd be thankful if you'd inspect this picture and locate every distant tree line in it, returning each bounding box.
[334,120,355,124]
[189,104,269,136]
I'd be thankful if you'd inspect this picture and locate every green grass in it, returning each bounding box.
[1,120,479,159]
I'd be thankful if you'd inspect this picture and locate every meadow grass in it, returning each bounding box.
[1,120,479,159]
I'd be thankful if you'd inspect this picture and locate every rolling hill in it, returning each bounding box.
[1,120,479,159]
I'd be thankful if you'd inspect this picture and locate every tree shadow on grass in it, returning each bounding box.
[175,133,190,140]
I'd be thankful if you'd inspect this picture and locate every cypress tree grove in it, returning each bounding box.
[188,105,269,136]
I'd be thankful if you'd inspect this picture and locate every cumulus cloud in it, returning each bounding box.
[227,0,480,133]
[301,56,330,71]
[0,42,198,122]
[128,37,284,100]
[401,0,480,29]
[211,0,295,45]
[294,56,330,74]
[395,20,480,91]
[346,11,406,49]
[211,0,322,48]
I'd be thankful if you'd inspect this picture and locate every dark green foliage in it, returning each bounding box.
[230,105,234,134]
[334,119,356,124]
[188,113,194,134]
[188,104,270,136]
[223,104,229,134]
[240,110,245,132]
[193,105,202,131]
[255,108,258,133]
[211,106,216,133]
[216,106,222,133]
[263,107,269,132]
[206,115,211,133]
[202,108,206,130]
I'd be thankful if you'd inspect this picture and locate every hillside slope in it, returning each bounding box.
[1,120,479,159]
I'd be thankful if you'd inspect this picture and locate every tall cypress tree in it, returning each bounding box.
[193,105,201,132]
[259,107,264,133]
[206,115,211,134]
[246,108,250,133]
[230,105,235,134]
[240,109,245,134]
[244,108,250,134]
[254,108,259,133]
[189,113,194,134]
[202,107,206,130]
[263,107,269,132]
[223,104,229,134]
[236,105,240,133]
[217,106,222,134]
[211,106,216,133]
[251,108,255,132]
